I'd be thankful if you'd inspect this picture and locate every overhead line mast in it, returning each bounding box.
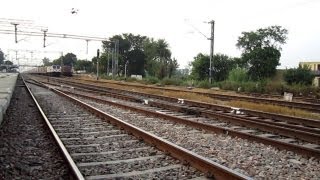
[208,20,215,84]
[10,23,19,43]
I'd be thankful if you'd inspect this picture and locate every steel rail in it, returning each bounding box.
[22,76,85,180]
[58,89,320,158]
[72,77,320,113]
[147,101,320,144]
[43,77,320,129]
[34,78,320,140]
[31,77,251,180]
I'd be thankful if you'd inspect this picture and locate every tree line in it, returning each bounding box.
[41,25,314,88]
[44,33,179,79]
[190,25,315,86]
[0,49,13,65]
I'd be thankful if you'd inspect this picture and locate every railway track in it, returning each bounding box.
[23,76,250,179]
[67,77,320,113]
[27,76,320,159]
[239,92,320,104]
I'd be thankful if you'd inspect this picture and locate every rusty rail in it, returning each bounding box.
[22,76,85,180]
[30,77,251,180]
[40,77,320,128]
[59,89,320,158]
[70,77,320,113]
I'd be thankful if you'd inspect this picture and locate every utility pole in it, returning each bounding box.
[112,48,115,79]
[85,40,89,54]
[114,40,119,77]
[60,52,63,75]
[208,20,215,84]
[15,50,18,65]
[124,61,129,80]
[11,23,19,43]
[96,49,100,80]
[106,48,110,76]
[30,51,33,62]
[42,29,48,48]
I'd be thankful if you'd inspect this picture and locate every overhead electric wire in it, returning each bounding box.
[0,29,107,41]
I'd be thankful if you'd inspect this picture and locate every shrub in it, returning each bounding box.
[218,81,239,91]
[196,80,212,89]
[284,65,315,85]
[126,77,139,82]
[283,83,319,97]
[219,80,267,93]
[264,81,284,95]
[160,77,183,86]
[145,76,159,84]
[227,68,248,82]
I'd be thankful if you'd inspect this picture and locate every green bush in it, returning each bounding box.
[284,65,315,85]
[144,76,159,84]
[218,81,239,91]
[100,73,112,80]
[242,81,265,93]
[264,81,284,95]
[227,68,248,82]
[126,77,139,82]
[160,77,183,86]
[283,83,319,97]
[196,80,212,89]
[219,80,266,93]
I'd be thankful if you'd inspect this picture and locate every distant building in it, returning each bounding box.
[299,61,320,87]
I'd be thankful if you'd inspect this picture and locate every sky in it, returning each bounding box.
[0,0,319,69]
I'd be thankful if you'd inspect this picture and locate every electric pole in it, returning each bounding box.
[112,48,115,79]
[60,52,63,75]
[11,23,19,43]
[15,50,18,65]
[185,19,215,83]
[96,49,100,80]
[42,29,48,48]
[30,51,33,62]
[208,20,215,84]
[106,48,110,76]
[85,39,89,54]
[114,40,119,77]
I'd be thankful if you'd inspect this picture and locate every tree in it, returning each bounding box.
[143,38,159,76]
[244,47,281,80]
[190,53,210,80]
[155,39,172,79]
[191,53,235,81]
[284,65,315,85]
[102,34,176,79]
[127,49,145,76]
[0,49,4,64]
[236,25,288,80]
[74,60,93,72]
[168,58,179,78]
[4,60,13,65]
[51,53,77,67]
[63,53,77,66]
[212,54,235,81]
[102,34,142,76]
[42,57,51,66]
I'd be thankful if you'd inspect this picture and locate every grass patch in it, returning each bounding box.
[226,100,320,120]
[75,76,320,119]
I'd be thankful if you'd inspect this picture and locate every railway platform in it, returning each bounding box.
[0,73,18,125]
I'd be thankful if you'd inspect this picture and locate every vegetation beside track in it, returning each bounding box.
[71,75,320,120]
[227,100,320,120]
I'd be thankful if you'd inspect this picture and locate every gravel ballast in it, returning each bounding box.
[26,82,208,179]
[0,77,71,179]
[73,93,320,179]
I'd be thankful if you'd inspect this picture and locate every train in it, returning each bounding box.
[26,65,73,77]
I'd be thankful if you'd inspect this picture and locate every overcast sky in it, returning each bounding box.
[0,0,319,69]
